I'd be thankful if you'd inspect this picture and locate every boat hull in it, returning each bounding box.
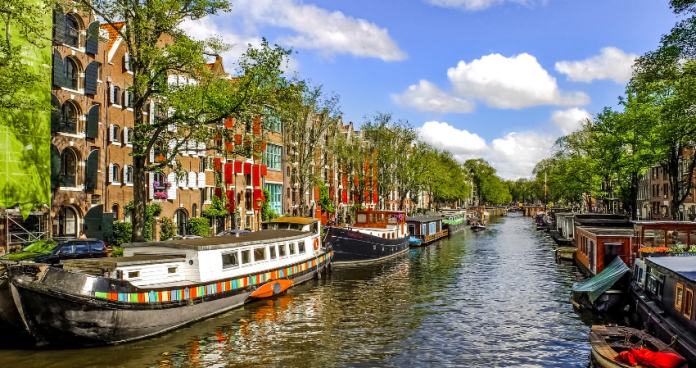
[328,227,409,264]
[10,254,331,347]
[444,222,466,236]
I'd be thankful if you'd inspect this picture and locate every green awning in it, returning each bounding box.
[572,257,629,303]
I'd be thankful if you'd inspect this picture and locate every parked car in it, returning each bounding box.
[216,230,250,236]
[33,239,108,265]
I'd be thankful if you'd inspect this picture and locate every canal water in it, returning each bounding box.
[1,213,606,367]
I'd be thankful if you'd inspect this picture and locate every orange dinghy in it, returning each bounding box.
[248,280,294,299]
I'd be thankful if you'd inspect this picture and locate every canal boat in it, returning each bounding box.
[327,210,409,264]
[589,325,687,368]
[406,215,448,245]
[408,236,423,246]
[571,257,630,312]
[574,226,635,276]
[630,255,696,365]
[470,222,486,231]
[8,226,332,347]
[442,211,467,236]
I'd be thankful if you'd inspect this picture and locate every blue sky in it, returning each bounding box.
[184,0,678,178]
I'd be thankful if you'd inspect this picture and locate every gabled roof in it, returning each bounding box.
[99,22,125,52]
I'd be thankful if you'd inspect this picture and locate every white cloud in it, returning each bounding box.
[391,80,475,113]
[555,47,638,83]
[417,121,487,155]
[487,131,556,179]
[549,108,591,135]
[425,0,531,11]
[447,53,590,109]
[230,0,406,61]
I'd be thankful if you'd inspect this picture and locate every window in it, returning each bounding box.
[264,183,282,214]
[60,148,77,187]
[222,252,239,268]
[676,283,684,311]
[270,246,277,259]
[192,204,197,218]
[168,267,178,274]
[254,248,266,262]
[125,166,133,184]
[289,243,296,255]
[124,128,133,145]
[90,242,106,252]
[65,58,79,90]
[57,244,75,255]
[264,144,282,170]
[111,164,121,183]
[74,243,90,253]
[65,14,80,47]
[241,250,251,264]
[429,222,436,235]
[111,125,120,143]
[279,244,286,257]
[298,241,306,254]
[112,85,122,106]
[421,223,427,235]
[685,288,694,319]
[61,102,79,134]
[128,271,140,278]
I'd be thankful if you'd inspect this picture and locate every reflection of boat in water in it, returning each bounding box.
[470,222,486,231]
[9,220,331,347]
[589,325,687,368]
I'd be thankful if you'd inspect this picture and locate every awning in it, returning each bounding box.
[572,257,629,303]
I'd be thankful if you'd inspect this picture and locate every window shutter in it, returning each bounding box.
[51,95,62,133]
[198,172,206,188]
[167,173,177,199]
[51,145,61,189]
[189,172,197,189]
[109,125,114,141]
[85,21,99,54]
[123,54,130,72]
[149,173,155,200]
[52,50,65,87]
[179,172,188,189]
[108,164,113,183]
[86,105,99,138]
[53,9,67,44]
[109,84,114,104]
[149,147,154,163]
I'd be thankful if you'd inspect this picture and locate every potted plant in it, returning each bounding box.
[638,247,669,257]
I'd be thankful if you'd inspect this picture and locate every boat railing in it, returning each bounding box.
[420,229,448,243]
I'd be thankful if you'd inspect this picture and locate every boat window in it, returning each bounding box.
[357,214,366,223]
[270,246,277,259]
[289,243,296,255]
[676,283,684,312]
[279,244,286,257]
[241,250,251,265]
[168,267,178,274]
[298,241,305,254]
[685,288,694,319]
[222,252,239,268]
[254,248,266,262]
[128,271,140,278]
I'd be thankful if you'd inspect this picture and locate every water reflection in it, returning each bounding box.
[0,213,601,367]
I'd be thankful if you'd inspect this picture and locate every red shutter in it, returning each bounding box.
[253,117,261,135]
[342,190,348,204]
[234,160,242,174]
[354,175,358,187]
[226,142,234,152]
[252,165,260,186]
[373,191,378,204]
[329,186,334,198]
[234,134,242,145]
[215,187,222,198]
[315,206,322,219]
[261,165,267,176]
[365,191,370,204]
[314,186,320,200]
[224,163,234,184]
[225,117,234,128]
[253,189,264,210]
[261,141,267,151]
[213,158,222,172]
[226,190,235,212]
[342,175,347,187]
[214,134,221,141]
[244,162,252,174]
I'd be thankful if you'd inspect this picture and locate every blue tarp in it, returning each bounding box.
[572,257,629,303]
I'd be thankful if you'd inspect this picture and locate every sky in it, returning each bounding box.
[183,0,679,179]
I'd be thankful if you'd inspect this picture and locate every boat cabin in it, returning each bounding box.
[349,210,407,239]
[406,216,448,244]
[60,230,326,286]
[554,213,576,241]
[575,227,634,276]
[634,221,696,251]
[262,217,320,233]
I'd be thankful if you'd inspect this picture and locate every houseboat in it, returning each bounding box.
[552,212,576,246]
[406,215,448,245]
[631,256,696,366]
[575,227,635,276]
[8,226,332,347]
[442,210,467,236]
[327,210,409,264]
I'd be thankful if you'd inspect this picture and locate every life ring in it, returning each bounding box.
[314,238,320,250]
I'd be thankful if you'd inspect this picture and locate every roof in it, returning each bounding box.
[123,230,310,251]
[406,216,444,223]
[99,22,124,52]
[62,255,185,267]
[576,227,634,237]
[268,217,318,225]
[646,257,696,282]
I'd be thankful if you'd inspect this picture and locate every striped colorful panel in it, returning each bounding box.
[95,292,107,299]
[130,294,138,302]
[217,282,222,293]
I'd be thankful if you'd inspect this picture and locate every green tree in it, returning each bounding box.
[316,182,334,214]
[464,159,496,205]
[159,217,176,241]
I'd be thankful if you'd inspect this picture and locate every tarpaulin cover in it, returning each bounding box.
[0,0,52,218]
[616,348,686,368]
[224,163,234,184]
[572,257,629,303]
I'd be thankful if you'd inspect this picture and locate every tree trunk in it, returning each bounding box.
[132,152,147,242]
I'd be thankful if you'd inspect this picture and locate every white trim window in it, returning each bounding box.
[125,165,134,185]
[108,163,121,184]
